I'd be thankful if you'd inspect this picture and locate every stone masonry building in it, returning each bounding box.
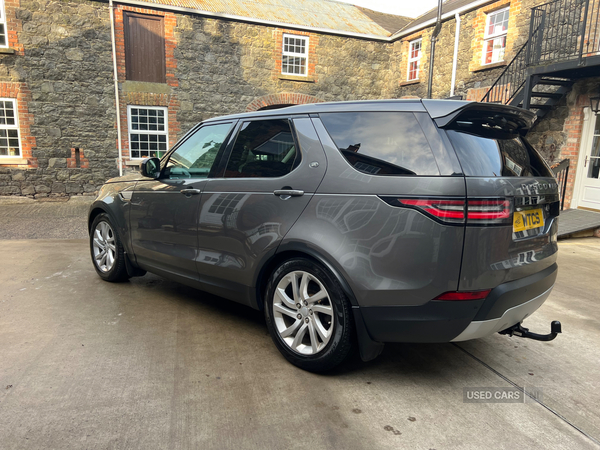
[0,0,599,214]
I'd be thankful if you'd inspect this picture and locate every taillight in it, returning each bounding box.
[399,199,465,223]
[467,199,512,225]
[380,197,513,226]
[434,290,491,301]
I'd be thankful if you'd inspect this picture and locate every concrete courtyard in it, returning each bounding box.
[0,197,599,449]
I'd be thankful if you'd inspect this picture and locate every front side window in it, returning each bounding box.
[0,99,21,157]
[0,0,8,48]
[224,119,299,178]
[165,122,233,179]
[128,106,168,159]
[407,39,422,81]
[483,8,509,64]
[282,34,308,76]
[320,112,439,176]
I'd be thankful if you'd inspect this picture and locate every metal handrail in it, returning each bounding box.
[481,0,598,105]
[552,159,570,210]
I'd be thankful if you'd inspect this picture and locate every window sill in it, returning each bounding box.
[278,74,315,83]
[471,61,507,72]
[125,160,142,166]
[0,47,16,54]
[0,158,28,165]
[399,79,420,86]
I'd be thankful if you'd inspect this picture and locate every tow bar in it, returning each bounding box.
[499,321,562,342]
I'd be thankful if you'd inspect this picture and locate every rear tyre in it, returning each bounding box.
[90,213,130,282]
[264,258,354,372]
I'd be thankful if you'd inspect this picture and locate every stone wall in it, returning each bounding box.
[0,0,118,197]
[172,18,398,135]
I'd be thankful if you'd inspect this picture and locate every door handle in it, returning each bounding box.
[274,189,304,199]
[181,188,201,196]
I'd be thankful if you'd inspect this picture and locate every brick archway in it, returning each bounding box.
[245,93,324,112]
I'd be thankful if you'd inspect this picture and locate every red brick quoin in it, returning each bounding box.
[0,82,37,168]
[112,4,180,161]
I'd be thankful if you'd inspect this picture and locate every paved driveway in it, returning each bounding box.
[0,202,598,449]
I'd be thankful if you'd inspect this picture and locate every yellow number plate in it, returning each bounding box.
[513,208,545,232]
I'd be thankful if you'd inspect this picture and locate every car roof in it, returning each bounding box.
[203,99,475,122]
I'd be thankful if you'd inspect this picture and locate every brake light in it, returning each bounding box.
[435,290,491,301]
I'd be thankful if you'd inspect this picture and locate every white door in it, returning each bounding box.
[577,112,600,211]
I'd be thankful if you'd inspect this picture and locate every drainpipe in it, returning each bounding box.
[109,0,123,176]
[450,13,461,97]
[427,0,443,99]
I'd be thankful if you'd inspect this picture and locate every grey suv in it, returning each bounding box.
[89,100,559,371]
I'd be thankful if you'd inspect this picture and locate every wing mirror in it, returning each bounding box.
[139,157,161,179]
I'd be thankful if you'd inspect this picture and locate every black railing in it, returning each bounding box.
[552,158,570,210]
[480,39,531,104]
[482,0,600,104]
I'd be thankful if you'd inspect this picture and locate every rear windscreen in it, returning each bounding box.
[319,112,439,176]
[446,130,552,177]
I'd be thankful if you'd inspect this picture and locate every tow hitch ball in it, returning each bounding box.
[499,321,562,342]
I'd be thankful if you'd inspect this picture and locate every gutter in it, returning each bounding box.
[109,0,123,176]
[450,13,461,97]
[113,0,393,42]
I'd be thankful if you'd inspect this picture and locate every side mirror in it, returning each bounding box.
[139,157,161,179]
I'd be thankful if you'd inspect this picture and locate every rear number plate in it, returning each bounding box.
[513,208,544,232]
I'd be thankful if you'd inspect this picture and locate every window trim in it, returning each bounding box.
[281,33,309,77]
[0,98,21,158]
[127,105,169,160]
[407,38,422,81]
[482,7,509,65]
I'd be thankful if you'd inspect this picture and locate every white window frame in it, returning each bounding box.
[0,98,21,158]
[483,7,510,65]
[281,33,309,77]
[0,0,8,49]
[127,105,168,160]
[407,38,422,81]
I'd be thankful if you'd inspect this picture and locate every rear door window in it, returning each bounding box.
[224,119,299,178]
[446,130,552,177]
[319,112,439,176]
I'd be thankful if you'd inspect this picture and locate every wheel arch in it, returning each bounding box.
[88,205,109,233]
[254,244,359,312]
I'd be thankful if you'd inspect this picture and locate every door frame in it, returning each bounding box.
[572,107,599,210]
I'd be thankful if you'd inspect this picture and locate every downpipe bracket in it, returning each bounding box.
[499,320,562,342]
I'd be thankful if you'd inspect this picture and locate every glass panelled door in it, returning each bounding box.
[579,114,600,210]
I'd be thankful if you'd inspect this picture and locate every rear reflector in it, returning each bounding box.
[435,290,492,301]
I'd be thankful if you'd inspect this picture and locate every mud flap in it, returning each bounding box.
[352,307,385,362]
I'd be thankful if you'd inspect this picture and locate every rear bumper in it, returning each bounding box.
[360,263,558,343]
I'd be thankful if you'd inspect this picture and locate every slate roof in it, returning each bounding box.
[394,0,495,36]
[355,7,413,34]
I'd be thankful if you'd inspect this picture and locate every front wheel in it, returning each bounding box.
[90,213,130,282]
[264,258,354,372]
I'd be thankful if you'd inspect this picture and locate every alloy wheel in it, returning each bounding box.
[92,221,117,273]
[272,270,335,355]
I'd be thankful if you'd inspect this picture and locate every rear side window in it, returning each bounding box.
[224,119,299,178]
[319,112,439,176]
[446,130,552,177]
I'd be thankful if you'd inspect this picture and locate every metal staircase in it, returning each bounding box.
[481,0,600,119]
